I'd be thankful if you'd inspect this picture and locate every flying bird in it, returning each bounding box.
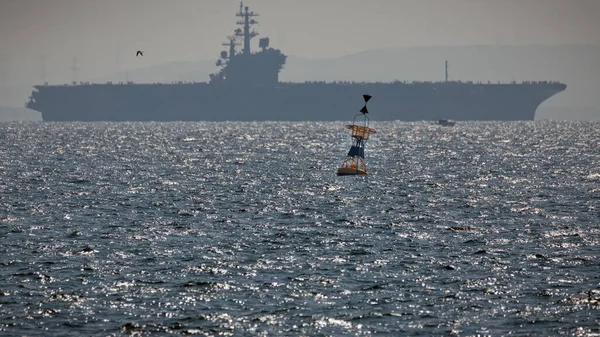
[136,51,144,57]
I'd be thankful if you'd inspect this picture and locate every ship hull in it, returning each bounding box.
[27,81,566,122]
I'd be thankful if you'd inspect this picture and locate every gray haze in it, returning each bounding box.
[1,0,599,120]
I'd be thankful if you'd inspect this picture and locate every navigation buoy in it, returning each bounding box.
[336,94,376,176]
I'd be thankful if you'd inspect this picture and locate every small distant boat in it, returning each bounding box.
[435,119,456,127]
[337,94,377,176]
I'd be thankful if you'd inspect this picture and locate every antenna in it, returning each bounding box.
[445,60,449,82]
[115,44,122,76]
[41,54,47,83]
[0,54,6,87]
[71,57,80,83]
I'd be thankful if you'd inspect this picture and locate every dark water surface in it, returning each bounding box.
[0,121,599,336]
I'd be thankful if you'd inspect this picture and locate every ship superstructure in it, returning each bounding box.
[209,3,286,86]
[25,2,567,122]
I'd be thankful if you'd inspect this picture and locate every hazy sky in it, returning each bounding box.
[1,0,599,84]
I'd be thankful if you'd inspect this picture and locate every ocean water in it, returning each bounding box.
[0,120,599,336]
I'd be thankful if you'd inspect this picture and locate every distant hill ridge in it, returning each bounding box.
[87,44,600,121]
[95,44,600,84]
[95,44,599,113]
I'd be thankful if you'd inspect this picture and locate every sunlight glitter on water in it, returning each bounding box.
[0,120,599,335]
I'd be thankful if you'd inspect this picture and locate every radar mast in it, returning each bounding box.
[224,36,239,58]
[235,2,259,55]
